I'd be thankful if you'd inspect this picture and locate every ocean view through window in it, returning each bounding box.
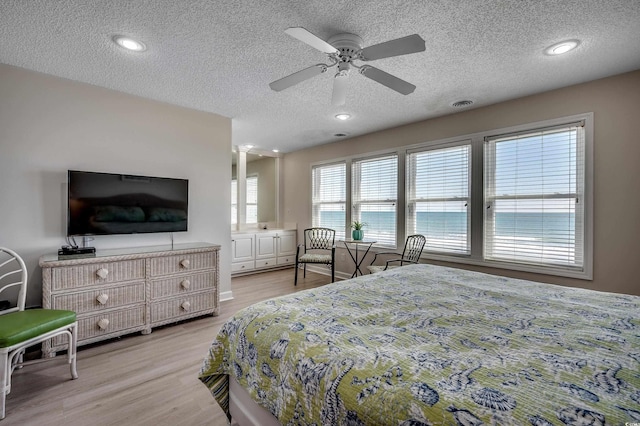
[484,123,585,268]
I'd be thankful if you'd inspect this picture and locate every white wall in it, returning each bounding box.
[0,64,232,306]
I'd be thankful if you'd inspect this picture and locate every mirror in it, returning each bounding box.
[232,148,280,230]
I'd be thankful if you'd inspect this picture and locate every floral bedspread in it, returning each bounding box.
[198,264,640,425]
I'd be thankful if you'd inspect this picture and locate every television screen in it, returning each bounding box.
[67,170,188,236]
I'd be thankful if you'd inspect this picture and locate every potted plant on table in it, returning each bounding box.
[351,220,367,241]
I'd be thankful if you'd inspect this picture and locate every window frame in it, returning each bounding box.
[406,140,472,256]
[351,153,399,248]
[311,161,348,240]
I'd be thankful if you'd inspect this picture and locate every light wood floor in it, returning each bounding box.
[4,268,330,425]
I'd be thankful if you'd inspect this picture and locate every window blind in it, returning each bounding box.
[312,163,346,239]
[246,176,258,224]
[484,124,585,268]
[407,144,471,254]
[352,154,397,246]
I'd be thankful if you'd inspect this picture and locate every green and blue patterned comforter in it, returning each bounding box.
[199,264,640,425]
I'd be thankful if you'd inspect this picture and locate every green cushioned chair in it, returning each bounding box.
[295,228,336,286]
[0,248,78,420]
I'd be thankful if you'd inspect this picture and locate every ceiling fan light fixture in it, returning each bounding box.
[113,35,146,52]
[335,113,351,121]
[545,40,579,55]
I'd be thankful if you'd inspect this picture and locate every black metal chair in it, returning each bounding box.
[295,228,336,286]
[367,234,426,273]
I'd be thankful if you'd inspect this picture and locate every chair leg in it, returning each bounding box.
[331,263,335,283]
[303,264,306,278]
[294,259,298,286]
[69,323,78,380]
[1,351,7,420]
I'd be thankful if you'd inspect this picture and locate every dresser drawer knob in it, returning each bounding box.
[180,259,190,268]
[181,301,191,311]
[96,293,109,305]
[97,318,110,330]
[180,279,191,289]
[96,268,109,279]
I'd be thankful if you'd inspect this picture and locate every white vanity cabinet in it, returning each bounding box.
[232,229,296,274]
[231,233,255,273]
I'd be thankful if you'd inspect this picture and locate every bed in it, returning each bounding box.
[198,264,640,425]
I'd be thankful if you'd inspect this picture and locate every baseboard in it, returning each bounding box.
[220,290,234,301]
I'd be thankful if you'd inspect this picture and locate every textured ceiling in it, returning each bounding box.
[1,0,639,153]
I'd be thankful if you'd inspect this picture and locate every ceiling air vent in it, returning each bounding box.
[452,100,474,108]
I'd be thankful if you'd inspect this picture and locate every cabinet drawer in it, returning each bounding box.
[51,260,145,291]
[54,305,146,345]
[52,282,145,314]
[232,260,254,273]
[255,258,277,269]
[150,272,215,299]
[151,291,215,324]
[277,256,295,265]
[149,252,216,277]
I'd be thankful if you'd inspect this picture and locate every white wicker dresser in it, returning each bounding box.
[39,242,219,357]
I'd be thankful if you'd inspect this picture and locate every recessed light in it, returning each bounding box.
[545,40,579,56]
[335,114,351,121]
[334,133,348,137]
[272,149,280,153]
[452,100,474,108]
[113,36,146,52]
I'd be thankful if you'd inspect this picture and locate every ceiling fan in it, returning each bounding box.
[269,27,426,106]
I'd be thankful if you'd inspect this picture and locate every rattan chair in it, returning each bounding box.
[0,248,78,420]
[295,228,336,286]
[367,234,426,274]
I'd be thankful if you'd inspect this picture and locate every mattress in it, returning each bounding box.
[198,264,640,425]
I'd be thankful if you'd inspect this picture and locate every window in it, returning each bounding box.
[309,114,592,279]
[407,144,471,254]
[232,176,258,224]
[312,163,346,239]
[484,122,585,269]
[352,154,398,247]
[246,175,258,224]
[231,179,237,225]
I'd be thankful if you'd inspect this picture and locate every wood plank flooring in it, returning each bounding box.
[4,268,330,425]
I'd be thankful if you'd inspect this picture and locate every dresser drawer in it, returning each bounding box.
[53,305,146,346]
[150,291,215,324]
[51,260,145,291]
[52,282,145,314]
[149,252,216,277]
[150,272,215,299]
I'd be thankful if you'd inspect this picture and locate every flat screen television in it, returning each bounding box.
[67,170,189,236]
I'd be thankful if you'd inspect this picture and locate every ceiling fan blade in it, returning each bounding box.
[359,34,426,61]
[360,66,416,95]
[269,64,327,92]
[285,27,339,54]
[332,73,348,106]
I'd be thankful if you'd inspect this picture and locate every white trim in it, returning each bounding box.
[219,290,234,301]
